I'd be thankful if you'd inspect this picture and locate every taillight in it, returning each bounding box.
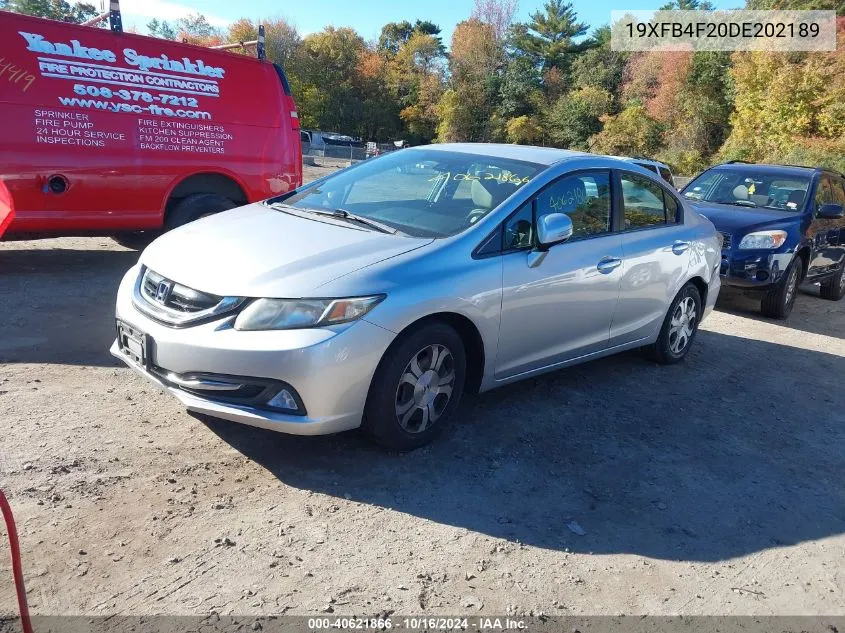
[285,96,299,130]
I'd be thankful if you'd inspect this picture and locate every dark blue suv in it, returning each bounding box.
[681,162,845,318]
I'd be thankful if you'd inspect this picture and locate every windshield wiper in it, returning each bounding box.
[267,202,404,235]
[309,208,402,235]
[718,200,758,208]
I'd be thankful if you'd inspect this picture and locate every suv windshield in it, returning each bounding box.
[682,168,811,211]
[271,149,544,238]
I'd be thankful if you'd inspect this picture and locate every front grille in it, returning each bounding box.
[142,269,221,313]
[133,267,244,327]
[720,232,733,250]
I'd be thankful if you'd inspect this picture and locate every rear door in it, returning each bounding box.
[611,171,690,346]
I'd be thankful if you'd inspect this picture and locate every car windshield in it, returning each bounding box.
[270,149,544,238]
[682,168,811,211]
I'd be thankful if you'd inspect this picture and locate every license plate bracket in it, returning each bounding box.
[116,320,151,369]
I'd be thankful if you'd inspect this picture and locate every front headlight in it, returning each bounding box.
[738,230,788,250]
[233,295,384,331]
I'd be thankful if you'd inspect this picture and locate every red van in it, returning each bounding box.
[0,12,301,245]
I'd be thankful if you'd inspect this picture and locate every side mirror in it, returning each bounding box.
[536,213,573,247]
[818,203,845,219]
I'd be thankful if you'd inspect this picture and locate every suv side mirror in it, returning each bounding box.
[818,203,845,219]
[536,213,573,247]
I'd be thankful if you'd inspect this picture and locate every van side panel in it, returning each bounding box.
[0,13,301,235]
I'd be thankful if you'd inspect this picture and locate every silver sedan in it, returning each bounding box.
[112,144,722,449]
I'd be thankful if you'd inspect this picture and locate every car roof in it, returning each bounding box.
[711,162,820,177]
[609,155,670,169]
[414,143,590,166]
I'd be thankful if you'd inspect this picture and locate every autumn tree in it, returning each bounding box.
[588,104,664,156]
[438,19,501,142]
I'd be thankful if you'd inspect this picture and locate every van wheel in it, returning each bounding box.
[165,193,237,230]
[112,231,159,250]
[362,322,466,451]
[644,282,701,365]
[761,256,802,319]
[819,264,845,301]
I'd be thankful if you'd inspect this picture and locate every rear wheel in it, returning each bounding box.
[112,231,159,250]
[819,263,845,301]
[761,256,802,319]
[645,282,702,365]
[362,322,466,450]
[165,193,237,231]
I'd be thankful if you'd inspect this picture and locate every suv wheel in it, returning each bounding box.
[819,263,845,301]
[362,322,466,450]
[761,256,802,319]
[645,282,702,365]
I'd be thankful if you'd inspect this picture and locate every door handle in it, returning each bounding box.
[671,240,691,255]
[597,256,622,274]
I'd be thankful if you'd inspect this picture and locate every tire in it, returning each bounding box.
[362,322,466,450]
[761,256,802,319]
[111,231,159,250]
[644,282,702,365]
[819,263,845,301]
[165,193,237,231]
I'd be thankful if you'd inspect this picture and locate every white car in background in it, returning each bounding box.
[612,156,675,187]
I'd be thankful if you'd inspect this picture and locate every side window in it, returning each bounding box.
[636,162,659,175]
[535,171,612,240]
[814,175,835,213]
[829,176,845,207]
[665,194,680,223]
[658,166,673,184]
[503,202,534,251]
[621,172,675,229]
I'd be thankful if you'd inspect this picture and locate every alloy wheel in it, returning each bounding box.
[785,265,799,308]
[668,296,697,355]
[394,344,455,433]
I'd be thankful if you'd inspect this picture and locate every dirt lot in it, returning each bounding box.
[1,162,844,617]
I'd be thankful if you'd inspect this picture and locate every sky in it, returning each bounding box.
[93,0,745,44]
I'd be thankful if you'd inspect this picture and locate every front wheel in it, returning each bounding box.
[761,256,802,319]
[362,322,466,450]
[645,282,702,365]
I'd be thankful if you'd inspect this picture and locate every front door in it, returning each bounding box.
[496,170,623,379]
[807,173,845,279]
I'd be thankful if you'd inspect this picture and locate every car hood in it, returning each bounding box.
[140,203,434,297]
[687,200,799,233]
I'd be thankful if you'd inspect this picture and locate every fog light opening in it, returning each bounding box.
[756,270,770,282]
[267,389,299,411]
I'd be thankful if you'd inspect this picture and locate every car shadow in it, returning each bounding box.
[203,329,845,563]
[716,283,844,338]
[0,245,137,366]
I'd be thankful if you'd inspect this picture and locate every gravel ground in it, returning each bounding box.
[1,161,844,617]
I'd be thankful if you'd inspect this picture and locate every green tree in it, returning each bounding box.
[588,103,664,155]
[4,0,97,22]
[147,18,177,40]
[297,27,368,133]
[437,18,501,142]
[570,26,627,111]
[378,20,444,57]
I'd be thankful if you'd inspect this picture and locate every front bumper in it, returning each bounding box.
[719,249,795,291]
[111,266,395,435]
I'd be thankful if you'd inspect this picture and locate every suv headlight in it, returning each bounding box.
[738,230,787,250]
[233,295,384,331]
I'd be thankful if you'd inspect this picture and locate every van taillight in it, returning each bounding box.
[285,97,299,130]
